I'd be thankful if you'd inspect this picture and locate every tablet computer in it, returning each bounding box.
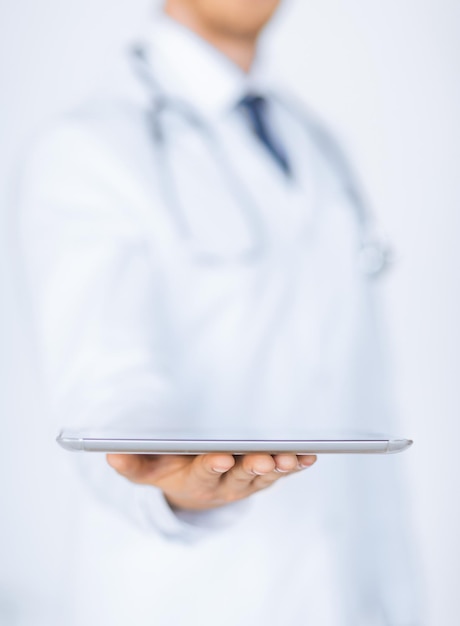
[56,428,413,455]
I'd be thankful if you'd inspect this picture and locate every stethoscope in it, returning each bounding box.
[131,45,392,276]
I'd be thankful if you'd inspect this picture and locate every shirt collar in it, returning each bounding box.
[140,12,272,120]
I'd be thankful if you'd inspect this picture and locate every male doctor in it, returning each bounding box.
[19,0,420,624]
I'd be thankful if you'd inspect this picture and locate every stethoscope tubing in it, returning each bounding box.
[130,45,391,275]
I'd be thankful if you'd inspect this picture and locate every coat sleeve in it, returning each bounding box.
[16,119,246,542]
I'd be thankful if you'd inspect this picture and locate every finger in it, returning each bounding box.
[251,455,316,491]
[272,454,299,473]
[107,453,190,485]
[223,454,276,492]
[188,454,236,488]
[106,454,150,483]
[296,454,317,469]
[251,468,285,490]
[252,455,317,491]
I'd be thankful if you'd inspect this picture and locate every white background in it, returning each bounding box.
[0,1,459,624]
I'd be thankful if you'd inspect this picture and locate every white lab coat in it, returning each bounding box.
[17,14,420,626]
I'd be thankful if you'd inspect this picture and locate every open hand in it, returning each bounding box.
[106,452,317,511]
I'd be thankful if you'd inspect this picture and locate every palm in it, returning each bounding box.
[107,452,316,511]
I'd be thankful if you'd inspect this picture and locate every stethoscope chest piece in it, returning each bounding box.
[358,240,392,277]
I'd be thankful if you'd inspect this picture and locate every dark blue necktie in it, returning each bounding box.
[239,94,291,177]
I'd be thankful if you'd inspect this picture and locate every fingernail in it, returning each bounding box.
[299,459,316,469]
[213,466,229,473]
[274,467,289,473]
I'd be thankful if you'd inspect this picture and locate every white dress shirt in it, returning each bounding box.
[18,13,420,626]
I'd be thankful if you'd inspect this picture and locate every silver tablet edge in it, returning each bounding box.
[56,434,413,455]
